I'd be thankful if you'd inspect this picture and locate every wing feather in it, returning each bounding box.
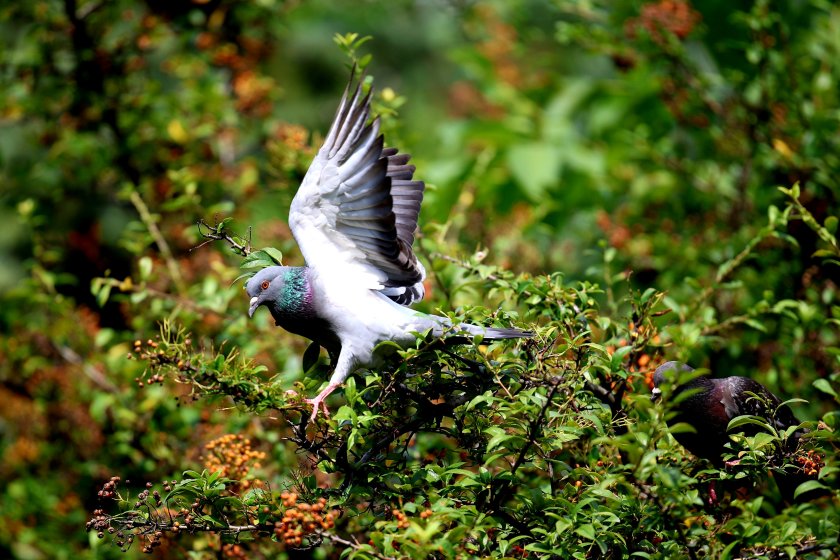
[289,72,426,305]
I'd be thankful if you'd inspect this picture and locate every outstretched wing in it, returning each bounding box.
[289,72,426,306]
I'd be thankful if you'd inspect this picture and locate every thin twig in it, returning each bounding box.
[509,377,563,476]
[129,190,186,294]
[317,531,397,560]
[194,218,252,257]
[55,344,119,393]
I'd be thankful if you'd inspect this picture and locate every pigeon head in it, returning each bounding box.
[245,266,288,318]
[245,265,315,321]
[651,361,696,402]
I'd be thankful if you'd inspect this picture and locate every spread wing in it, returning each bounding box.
[289,72,426,306]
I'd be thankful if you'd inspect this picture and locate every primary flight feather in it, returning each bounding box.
[246,70,531,421]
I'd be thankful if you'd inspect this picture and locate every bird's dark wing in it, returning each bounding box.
[289,71,426,305]
[721,377,801,432]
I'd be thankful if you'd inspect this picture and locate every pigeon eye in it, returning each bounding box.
[260,280,270,290]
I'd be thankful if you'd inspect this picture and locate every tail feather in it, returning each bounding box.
[457,323,533,340]
[483,326,533,340]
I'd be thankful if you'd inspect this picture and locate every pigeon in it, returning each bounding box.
[651,361,802,465]
[245,70,531,421]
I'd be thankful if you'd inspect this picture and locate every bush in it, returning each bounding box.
[1,1,838,558]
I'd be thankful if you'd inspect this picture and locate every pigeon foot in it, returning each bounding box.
[708,480,718,506]
[305,382,340,422]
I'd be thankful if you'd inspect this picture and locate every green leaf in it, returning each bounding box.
[466,392,494,411]
[240,259,270,270]
[233,272,253,285]
[727,415,772,432]
[721,540,740,560]
[507,142,561,201]
[639,287,657,305]
[824,215,838,234]
[241,249,282,270]
[261,247,283,265]
[96,283,112,307]
[344,376,357,404]
[743,318,767,332]
[138,256,153,280]
[610,345,634,370]
[242,488,267,506]
[373,339,403,352]
[793,479,828,500]
[813,378,838,399]
[575,523,595,540]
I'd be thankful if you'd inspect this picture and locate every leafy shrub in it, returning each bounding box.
[1,1,838,559]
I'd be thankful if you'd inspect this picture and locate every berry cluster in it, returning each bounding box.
[602,322,664,393]
[139,530,165,554]
[87,476,192,554]
[273,492,335,548]
[796,449,825,477]
[391,509,410,530]
[87,509,137,552]
[203,434,266,491]
[625,0,700,44]
[222,543,249,559]
[134,482,164,509]
[129,337,192,387]
[510,544,529,558]
[86,509,110,540]
[97,475,121,499]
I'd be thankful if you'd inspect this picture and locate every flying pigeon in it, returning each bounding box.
[651,361,802,465]
[245,71,531,421]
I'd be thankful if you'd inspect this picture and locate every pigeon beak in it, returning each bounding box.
[650,387,661,403]
[248,296,259,318]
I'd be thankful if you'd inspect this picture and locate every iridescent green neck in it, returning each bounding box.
[275,267,312,316]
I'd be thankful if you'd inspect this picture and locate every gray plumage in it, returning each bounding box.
[246,71,531,421]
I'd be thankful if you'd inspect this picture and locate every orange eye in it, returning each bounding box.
[260,280,270,290]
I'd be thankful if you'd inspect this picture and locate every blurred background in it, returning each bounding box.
[1,0,838,557]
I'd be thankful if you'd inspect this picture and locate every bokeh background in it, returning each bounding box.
[1,0,838,558]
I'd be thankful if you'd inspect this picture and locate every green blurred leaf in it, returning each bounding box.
[507,142,561,201]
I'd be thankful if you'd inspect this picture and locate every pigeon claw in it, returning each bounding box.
[304,382,340,423]
[305,396,331,422]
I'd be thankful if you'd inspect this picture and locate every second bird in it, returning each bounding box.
[651,361,803,465]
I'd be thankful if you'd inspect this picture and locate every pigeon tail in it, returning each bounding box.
[482,326,534,340]
[454,322,533,341]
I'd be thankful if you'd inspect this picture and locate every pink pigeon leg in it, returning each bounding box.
[708,480,718,506]
[304,351,355,422]
[305,382,340,421]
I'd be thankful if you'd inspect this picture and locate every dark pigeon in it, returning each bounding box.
[651,361,802,465]
[245,71,532,421]
[651,361,815,502]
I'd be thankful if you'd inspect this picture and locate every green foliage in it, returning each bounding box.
[1,1,839,559]
[334,32,375,71]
